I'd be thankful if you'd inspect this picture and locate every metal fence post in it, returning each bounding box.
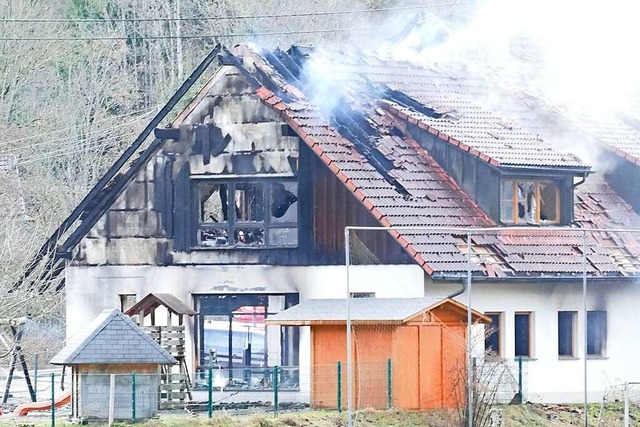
[131,372,136,423]
[337,361,342,412]
[516,356,523,404]
[273,366,279,417]
[51,372,55,427]
[207,368,213,418]
[34,354,38,401]
[386,359,392,409]
[624,382,630,427]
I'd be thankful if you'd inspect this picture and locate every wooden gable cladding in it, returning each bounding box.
[302,142,414,266]
[74,63,413,268]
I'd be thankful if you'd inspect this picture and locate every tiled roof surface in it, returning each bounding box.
[239,46,640,278]
[316,56,587,169]
[50,309,177,365]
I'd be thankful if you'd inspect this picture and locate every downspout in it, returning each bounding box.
[447,278,467,299]
[572,172,587,190]
[571,172,588,226]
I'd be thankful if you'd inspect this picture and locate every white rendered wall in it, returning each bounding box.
[425,279,640,403]
[65,264,424,394]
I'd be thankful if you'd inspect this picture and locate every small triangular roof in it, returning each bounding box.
[51,309,177,365]
[265,297,489,326]
[124,293,197,318]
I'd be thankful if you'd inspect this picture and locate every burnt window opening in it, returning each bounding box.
[199,183,229,223]
[196,179,298,248]
[587,311,607,357]
[500,179,560,225]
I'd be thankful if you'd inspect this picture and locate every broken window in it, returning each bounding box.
[199,183,228,223]
[587,311,607,357]
[235,183,264,222]
[558,311,576,357]
[500,180,560,225]
[196,180,298,248]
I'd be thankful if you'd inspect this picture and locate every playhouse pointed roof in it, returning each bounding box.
[265,297,489,326]
[51,309,177,365]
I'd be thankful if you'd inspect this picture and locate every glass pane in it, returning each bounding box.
[514,313,530,357]
[540,182,558,222]
[199,228,229,247]
[270,182,298,223]
[234,228,265,246]
[500,202,514,223]
[558,311,574,356]
[501,180,514,200]
[485,313,501,355]
[500,180,515,223]
[269,227,298,246]
[235,183,265,222]
[199,183,228,223]
[587,311,606,356]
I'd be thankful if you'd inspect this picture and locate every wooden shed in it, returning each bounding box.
[51,309,177,422]
[267,297,489,411]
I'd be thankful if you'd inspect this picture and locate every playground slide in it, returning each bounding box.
[13,391,71,416]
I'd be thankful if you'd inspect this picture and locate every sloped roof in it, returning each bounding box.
[20,41,640,285]
[265,297,489,325]
[51,309,177,365]
[239,45,640,278]
[124,293,197,318]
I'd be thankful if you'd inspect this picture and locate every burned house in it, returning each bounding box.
[23,43,640,403]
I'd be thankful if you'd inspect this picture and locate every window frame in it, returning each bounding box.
[587,310,607,358]
[514,312,533,358]
[119,294,137,313]
[558,311,577,358]
[484,312,503,357]
[500,179,561,225]
[194,177,298,249]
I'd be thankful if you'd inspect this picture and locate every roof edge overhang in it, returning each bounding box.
[431,273,640,283]
[496,164,593,176]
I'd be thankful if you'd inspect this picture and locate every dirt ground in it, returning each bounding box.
[0,403,637,427]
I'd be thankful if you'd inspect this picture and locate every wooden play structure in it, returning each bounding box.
[267,297,489,411]
[124,293,197,407]
[0,317,36,405]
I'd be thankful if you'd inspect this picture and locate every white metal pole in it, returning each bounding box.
[345,227,353,427]
[582,230,588,427]
[108,374,116,427]
[466,231,473,427]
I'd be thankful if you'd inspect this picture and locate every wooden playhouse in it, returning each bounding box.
[267,297,489,411]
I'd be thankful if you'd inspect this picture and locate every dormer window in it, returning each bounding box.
[500,179,559,225]
[196,179,298,248]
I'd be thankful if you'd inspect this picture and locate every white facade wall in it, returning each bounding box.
[425,279,640,403]
[65,263,424,394]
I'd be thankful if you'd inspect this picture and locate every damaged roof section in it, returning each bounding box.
[235,45,640,279]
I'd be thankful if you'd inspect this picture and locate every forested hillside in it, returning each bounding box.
[0,0,466,329]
